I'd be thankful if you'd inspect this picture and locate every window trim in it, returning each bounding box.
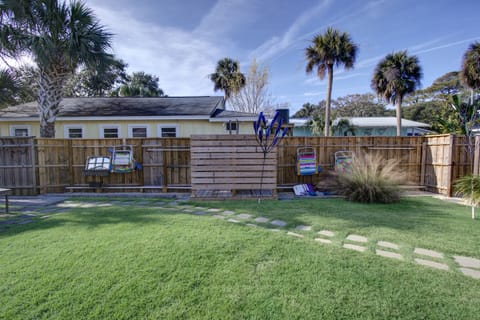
[64,125,85,139]
[127,124,150,138]
[157,124,179,138]
[9,125,31,137]
[99,124,121,138]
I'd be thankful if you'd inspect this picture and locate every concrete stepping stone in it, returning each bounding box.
[315,238,332,244]
[18,220,33,225]
[270,220,287,227]
[222,210,235,216]
[227,219,240,223]
[343,243,367,252]
[287,231,304,238]
[236,213,252,220]
[194,211,206,216]
[414,258,449,271]
[182,209,194,212]
[246,223,258,228]
[295,225,312,231]
[207,208,222,212]
[270,229,281,232]
[414,248,444,259]
[459,268,480,279]
[377,241,400,250]
[212,215,224,219]
[453,256,480,269]
[318,230,335,237]
[346,234,368,243]
[255,217,269,223]
[376,249,403,260]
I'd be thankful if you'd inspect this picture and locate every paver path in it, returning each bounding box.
[2,196,480,281]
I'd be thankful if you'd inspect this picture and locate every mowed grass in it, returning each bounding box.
[0,197,479,319]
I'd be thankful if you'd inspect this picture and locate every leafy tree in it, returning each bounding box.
[64,58,128,97]
[14,65,38,103]
[332,93,386,118]
[229,58,273,114]
[460,42,480,91]
[209,57,245,103]
[371,51,422,136]
[0,0,113,137]
[305,27,358,136]
[292,102,318,118]
[117,71,164,97]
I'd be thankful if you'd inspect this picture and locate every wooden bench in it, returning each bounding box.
[0,188,11,213]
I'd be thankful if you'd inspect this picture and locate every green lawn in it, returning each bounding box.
[0,196,479,319]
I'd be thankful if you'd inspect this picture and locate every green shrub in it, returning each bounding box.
[334,153,405,203]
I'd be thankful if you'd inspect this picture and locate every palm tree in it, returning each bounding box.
[0,68,19,108]
[209,58,245,104]
[305,27,358,136]
[371,51,422,136]
[0,0,112,137]
[460,42,480,104]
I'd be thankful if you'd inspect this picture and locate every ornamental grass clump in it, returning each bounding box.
[335,153,405,203]
[454,175,480,219]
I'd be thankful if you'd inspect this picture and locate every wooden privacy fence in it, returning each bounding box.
[0,134,475,196]
[35,138,190,194]
[190,135,276,198]
[0,137,36,195]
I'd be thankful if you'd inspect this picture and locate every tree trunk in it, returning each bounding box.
[324,65,333,137]
[395,97,403,136]
[37,69,67,138]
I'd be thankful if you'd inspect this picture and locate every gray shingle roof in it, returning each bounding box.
[0,96,225,118]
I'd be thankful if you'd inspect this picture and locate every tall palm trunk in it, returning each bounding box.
[37,69,68,138]
[395,97,403,136]
[324,65,334,136]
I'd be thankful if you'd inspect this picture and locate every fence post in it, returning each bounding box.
[420,141,426,187]
[474,135,480,176]
[446,135,455,197]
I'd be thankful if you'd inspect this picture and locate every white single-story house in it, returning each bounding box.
[0,96,258,138]
[289,117,431,136]
[332,117,431,136]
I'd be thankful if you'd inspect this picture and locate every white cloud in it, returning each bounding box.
[90,5,226,96]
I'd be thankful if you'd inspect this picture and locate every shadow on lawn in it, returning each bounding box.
[0,205,181,238]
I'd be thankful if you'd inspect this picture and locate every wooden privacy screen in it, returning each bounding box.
[190,135,277,198]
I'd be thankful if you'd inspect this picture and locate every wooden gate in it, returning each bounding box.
[191,135,277,198]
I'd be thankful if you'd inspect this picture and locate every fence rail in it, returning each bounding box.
[0,134,475,196]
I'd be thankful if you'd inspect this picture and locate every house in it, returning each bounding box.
[288,117,431,136]
[332,117,431,136]
[0,96,257,138]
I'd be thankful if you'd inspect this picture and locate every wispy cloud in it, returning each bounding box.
[412,36,480,56]
[250,0,333,62]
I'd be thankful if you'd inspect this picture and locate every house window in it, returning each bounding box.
[100,125,120,138]
[10,126,30,137]
[128,125,149,138]
[226,121,238,131]
[64,125,84,138]
[158,125,178,137]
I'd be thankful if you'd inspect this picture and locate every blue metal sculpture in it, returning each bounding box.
[253,111,289,156]
[253,111,289,198]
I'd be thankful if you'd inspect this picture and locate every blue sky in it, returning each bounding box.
[84,0,480,113]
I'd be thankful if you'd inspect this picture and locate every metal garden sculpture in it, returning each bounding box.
[253,111,289,197]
